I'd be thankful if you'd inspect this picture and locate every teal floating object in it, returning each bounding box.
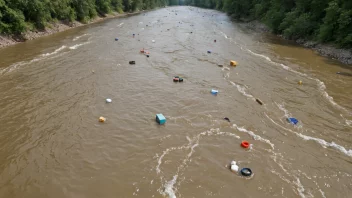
[156,114,166,125]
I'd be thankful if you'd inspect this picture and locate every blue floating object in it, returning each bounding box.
[156,114,166,125]
[287,117,298,125]
[211,89,218,95]
[115,38,118,41]
[207,50,211,53]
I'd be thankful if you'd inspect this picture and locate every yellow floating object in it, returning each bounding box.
[230,60,237,66]
[298,80,302,85]
[99,116,106,122]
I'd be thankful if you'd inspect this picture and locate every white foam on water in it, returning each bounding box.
[294,177,306,198]
[73,33,89,41]
[69,42,90,50]
[156,145,188,174]
[319,189,327,198]
[157,128,241,198]
[297,133,352,157]
[232,124,275,149]
[117,22,124,27]
[41,45,67,57]
[346,119,352,127]
[264,113,352,157]
[230,81,255,99]
[276,102,291,118]
[0,49,69,75]
[246,46,351,115]
[163,175,178,198]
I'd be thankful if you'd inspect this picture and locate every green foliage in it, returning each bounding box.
[0,0,26,34]
[0,0,168,34]
[186,0,352,48]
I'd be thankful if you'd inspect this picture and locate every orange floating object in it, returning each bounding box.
[140,49,145,53]
[241,141,249,148]
[99,117,106,122]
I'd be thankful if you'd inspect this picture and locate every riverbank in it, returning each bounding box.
[0,11,138,49]
[242,21,352,65]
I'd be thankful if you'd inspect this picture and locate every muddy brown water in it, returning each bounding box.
[0,6,351,198]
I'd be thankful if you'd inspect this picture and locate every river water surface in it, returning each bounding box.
[0,6,351,198]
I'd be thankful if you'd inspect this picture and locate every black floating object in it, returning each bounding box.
[146,55,150,58]
[129,61,135,65]
[179,78,183,82]
[256,98,263,105]
[224,117,230,122]
[174,76,179,78]
[218,64,223,67]
[240,168,252,177]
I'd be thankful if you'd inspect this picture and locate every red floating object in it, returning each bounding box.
[173,78,179,82]
[241,141,250,148]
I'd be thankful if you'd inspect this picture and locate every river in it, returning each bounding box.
[0,6,351,198]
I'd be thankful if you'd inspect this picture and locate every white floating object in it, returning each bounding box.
[152,40,155,43]
[230,161,237,165]
[231,164,239,172]
[211,89,218,95]
[106,98,112,103]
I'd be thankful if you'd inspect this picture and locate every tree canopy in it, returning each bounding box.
[0,0,169,34]
[185,0,352,48]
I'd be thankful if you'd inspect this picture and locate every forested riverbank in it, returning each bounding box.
[184,0,352,64]
[0,0,175,48]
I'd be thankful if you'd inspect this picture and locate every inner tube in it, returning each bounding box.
[173,78,179,82]
[240,168,252,177]
[241,141,249,148]
[224,117,230,122]
[178,78,183,82]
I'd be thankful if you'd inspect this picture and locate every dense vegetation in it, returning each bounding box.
[0,0,171,34]
[185,0,352,48]
[1,0,350,47]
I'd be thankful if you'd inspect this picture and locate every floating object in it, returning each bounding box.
[133,34,135,38]
[140,49,145,53]
[173,77,179,82]
[336,72,352,77]
[207,50,211,54]
[174,76,179,78]
[152,40,155,43]
[92,70,95,73]
[218,64,223,67]
[256,98,263,105]
[190,32,193,34]
[146,55,150,58]
[156,114,166,125]
[298,80,303,85]
[129,61,136,65]
[230,60,237,66]
[115,38,118,41]
[224,117,230,122]
[240,168,252,177]
[211,89,218,95]
[99,116,106,122]
[287,118,298,125]
[106,98,112,103]
[214,39,216,42]
[230,161,239,173]
[241,141,250,148]
[178,78,183,82]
